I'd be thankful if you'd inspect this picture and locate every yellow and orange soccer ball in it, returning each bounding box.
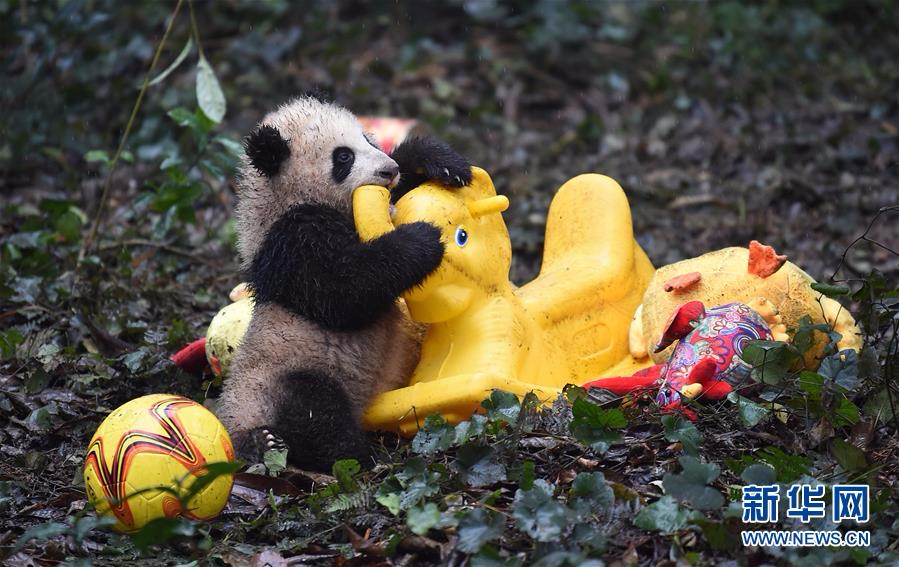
[83,394,235,533]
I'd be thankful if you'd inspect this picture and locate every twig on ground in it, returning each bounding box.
[77,0,185,266]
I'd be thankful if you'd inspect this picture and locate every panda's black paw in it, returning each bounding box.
[390,136,471,201]
[262,429,288,452]
[394,221,445,275]
[235,427,289,464]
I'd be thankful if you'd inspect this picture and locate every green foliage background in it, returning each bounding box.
[1,0,897,565]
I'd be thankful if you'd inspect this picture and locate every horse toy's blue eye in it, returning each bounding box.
[454,226,468,247]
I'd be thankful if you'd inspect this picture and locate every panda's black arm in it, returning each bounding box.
[248,203,443,331]
[390,136,472,202]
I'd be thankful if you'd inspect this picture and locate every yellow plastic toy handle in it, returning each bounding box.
[353,185,395,242]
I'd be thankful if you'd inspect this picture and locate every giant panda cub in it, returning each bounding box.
[217,95,471,471]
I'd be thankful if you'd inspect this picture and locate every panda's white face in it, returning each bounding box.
[235,97,399,267]
[247,96,398,206]
[327,126,399,195]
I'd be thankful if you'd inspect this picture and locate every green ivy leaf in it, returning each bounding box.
[799,370,824,398]
[407,502,441,536]
[454,414,487,445]
[452,444,506,487]
[332,459,361,492]
[130,516,196,551]
[661,414,702,455]
[533,551,602,567]
[375,477,402,515]
[167,107,196,128]
[511,479,569,542]
[180,461,241,504]
[727,393,769,427]
[862,388,899,424]
[520,460,535,491]
[563,384,588,404]
[792,315,831,355]
[395,457,441,510]
[755,446,812,482]
[83,149,111,165]
[692,517,738,551]
[470,546,523,567]
[263,449,287,476]
[0,328,24,360]
[412,414,455,454]
[456,508,505,553]
[818,350,860,392]
[196,55,226,123]
[633,495,699,533]
[663,456,724,510]
[25,367,51,394]
[151,180,203,214]
[13,522,70,552]
[831,438,866,471]
[572,397,627,428]
[740,463,776,485]
[481,390,520,425]
[72,515,117,544]
[833,397,860,427]
[810,282,851,298]
[569,397,625,454]
[569,471,614,520]
[741,340,799,385]
[120,349,147,373]
[54,209,83,242]
[26,404,56,431]
[569,521,607,550]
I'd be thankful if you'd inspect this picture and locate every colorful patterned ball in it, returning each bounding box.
[83,394,235,533]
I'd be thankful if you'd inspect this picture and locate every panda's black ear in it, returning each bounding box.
[245,125,291,178]
[301,87,332,104]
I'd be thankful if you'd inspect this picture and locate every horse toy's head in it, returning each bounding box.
[392,167,511,323]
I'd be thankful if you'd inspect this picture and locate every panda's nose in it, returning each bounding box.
[377,163,399,180]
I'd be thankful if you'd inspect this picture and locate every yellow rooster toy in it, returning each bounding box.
[628,241,863,369]
[354,167,654,435]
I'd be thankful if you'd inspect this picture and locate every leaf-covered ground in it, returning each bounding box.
[1,1,897,565]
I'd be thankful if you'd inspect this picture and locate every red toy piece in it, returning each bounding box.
[663,271,702,293]
[170,338,209,375]
[585,300,778,419]
[747,239,788,278]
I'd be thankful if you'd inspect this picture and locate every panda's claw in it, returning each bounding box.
[390,136,472,199]
[262,429,287,452]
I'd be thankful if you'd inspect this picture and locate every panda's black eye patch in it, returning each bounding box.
[331,147,355,183]
[245,125,290,178]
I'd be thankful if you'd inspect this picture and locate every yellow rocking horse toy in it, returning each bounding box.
[354,167,654,435]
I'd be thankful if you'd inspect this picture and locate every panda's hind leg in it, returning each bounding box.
[269,370,372,472]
